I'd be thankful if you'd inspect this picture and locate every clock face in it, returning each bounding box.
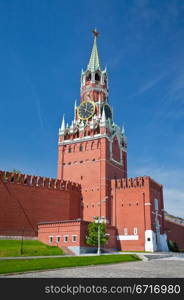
[101,104,112,119]
[78,100,95,120]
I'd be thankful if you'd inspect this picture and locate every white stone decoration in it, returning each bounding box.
[117,235,139,241]
[145,230,157,252]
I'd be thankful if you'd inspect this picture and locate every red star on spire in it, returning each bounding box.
[92,29,99,37]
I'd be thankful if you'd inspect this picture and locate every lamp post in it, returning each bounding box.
[94,196,109,255]
[97,220,101,255]
[94,217,103,255]
[94,216,109,255]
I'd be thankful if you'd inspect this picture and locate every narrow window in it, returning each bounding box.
[64,236,68,243]
[49,236,53,244]
[72,235,77,242]
[134,228,138,235]
[56,236,60,243]
[68,147,72,153]
[79,145,83,151]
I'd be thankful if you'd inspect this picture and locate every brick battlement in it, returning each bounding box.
[0,170,81,192]
[111,176,150,189]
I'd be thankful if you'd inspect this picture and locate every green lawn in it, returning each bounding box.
[0,254,140,274]
[0,240,64,257]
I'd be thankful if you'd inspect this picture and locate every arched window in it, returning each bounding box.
[74,131,79,138]
[86,73,91,82]
[95,72,100,82]
[94,126,100,134]
[64,132,70,140]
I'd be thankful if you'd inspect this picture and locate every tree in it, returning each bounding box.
[86,220,109,248]
[12,169,21,174]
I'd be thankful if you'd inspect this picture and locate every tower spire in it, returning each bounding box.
[87,29,101,72]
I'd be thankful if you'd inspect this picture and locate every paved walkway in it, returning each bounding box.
[1,254,184,278]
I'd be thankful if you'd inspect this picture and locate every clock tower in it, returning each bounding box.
[57,30,127,223]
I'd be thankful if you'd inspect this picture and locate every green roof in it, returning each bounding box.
[87,36,101,72]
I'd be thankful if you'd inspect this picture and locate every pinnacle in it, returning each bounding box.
[61,115,65,131]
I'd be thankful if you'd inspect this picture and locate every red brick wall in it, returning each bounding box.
[164,219,184,250]
[111,176,165,251]
[0,171,81,236]
[38,220,117,250]
[38,221,83,248]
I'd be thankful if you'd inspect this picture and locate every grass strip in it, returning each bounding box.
[0,240,64,257]
[0,254,140,274]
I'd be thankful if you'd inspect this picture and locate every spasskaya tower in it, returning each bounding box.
[57,30,127,223]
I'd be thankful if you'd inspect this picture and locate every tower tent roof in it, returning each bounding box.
[87,30,101,72]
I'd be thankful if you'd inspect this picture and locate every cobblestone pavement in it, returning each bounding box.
[2,258,184,278]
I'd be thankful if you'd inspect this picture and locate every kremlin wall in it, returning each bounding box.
[0,170,81,237]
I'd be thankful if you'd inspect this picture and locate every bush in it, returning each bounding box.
[167,240,180,252]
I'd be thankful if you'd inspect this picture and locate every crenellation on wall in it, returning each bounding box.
[111,176,151,189]
[0,170,81,192]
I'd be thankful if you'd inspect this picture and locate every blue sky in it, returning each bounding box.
[0,0,184,217]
